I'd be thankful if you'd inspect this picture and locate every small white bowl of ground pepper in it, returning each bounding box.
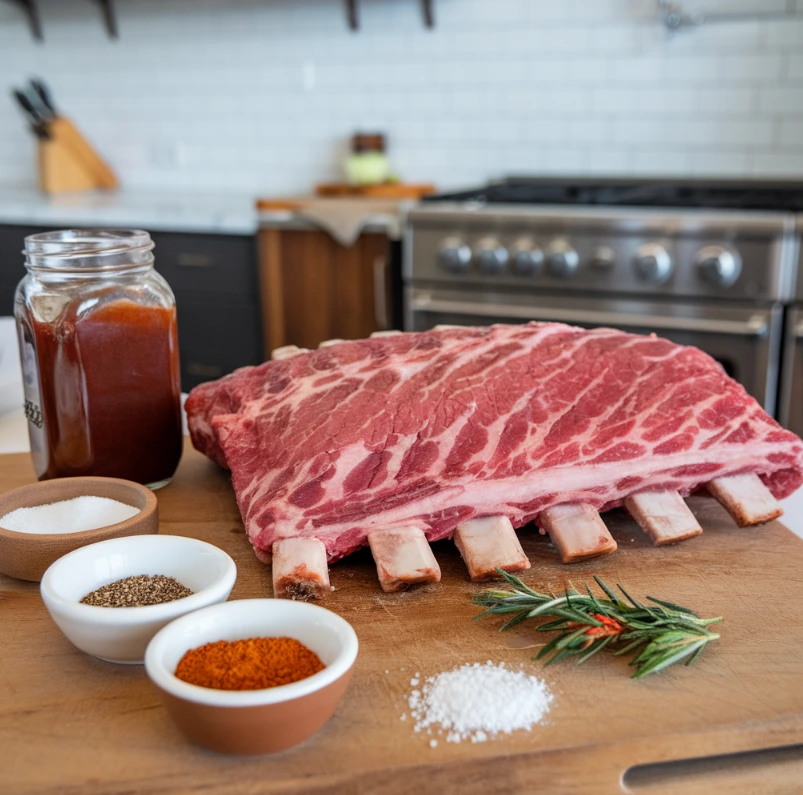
[40,535,236,664]
[144,598,359,755]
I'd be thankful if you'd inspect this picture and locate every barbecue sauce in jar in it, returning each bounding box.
[15,230,182,487]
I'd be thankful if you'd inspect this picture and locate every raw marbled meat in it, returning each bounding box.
[185,323,803,563]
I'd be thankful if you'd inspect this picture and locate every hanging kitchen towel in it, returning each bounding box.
[293,199,401,246]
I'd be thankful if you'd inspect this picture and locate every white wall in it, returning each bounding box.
[0,0,802,196]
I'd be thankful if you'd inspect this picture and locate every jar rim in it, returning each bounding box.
[24,229,154,272]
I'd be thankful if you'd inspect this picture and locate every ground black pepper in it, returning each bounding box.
[80,575,193,607]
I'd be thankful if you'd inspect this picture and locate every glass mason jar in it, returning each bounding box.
[15,230,182,488]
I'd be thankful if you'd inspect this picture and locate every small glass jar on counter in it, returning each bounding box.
[15,230,183,488]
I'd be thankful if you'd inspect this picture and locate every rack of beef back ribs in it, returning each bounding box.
[185,324,803,597]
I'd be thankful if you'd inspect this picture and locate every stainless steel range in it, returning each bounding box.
[404,179,802,418]
[780,222,803,434]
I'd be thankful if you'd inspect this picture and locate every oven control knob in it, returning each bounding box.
[696,245,742,287]
[591,246,616,270]
[633,243,673,284]
[474,237,509,274]
[510,237,544,275]
[546,238,580,277]
[438,236,472,273]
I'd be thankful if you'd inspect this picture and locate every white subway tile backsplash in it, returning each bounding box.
[612,118,772,147]
[752,151,803,175]
[762,17,803,49]
[789,54,803,81]
[695,87,756,114]
[566,119,612,144]
[0,0,801,194]
[689,150,750,175]
[716,54,784,82]
[611,58,665,84]
[586,148,631,174]
[778,120,803,149]
[630,148,692,175]
[758,88,803,114]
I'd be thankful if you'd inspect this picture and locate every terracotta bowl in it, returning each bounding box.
[0,476,158,582]
[144,599,359,755]
[40,535,237,664]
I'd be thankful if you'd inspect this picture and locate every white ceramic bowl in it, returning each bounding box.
[40,535,236,664]
[145,599,359,755]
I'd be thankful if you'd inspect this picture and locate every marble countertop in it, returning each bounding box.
[0,188,258,235]
[0,188,404,238]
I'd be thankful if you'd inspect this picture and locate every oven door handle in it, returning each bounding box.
[411,295,769,337]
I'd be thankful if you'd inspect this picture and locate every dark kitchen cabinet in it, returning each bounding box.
[148,230,263,390]
[0,224,263,391]
[0,224,31,314]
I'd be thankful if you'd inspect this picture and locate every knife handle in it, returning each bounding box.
[30,78,56,118]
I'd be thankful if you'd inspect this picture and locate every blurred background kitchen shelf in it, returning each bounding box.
[3,0,803,193]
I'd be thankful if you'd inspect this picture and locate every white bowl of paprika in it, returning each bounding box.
[144,598,358,755]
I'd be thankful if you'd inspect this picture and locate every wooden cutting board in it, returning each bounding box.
[2,442,803,794]
[314,182,435,199]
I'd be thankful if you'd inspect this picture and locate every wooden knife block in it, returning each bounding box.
[37,116,118,194]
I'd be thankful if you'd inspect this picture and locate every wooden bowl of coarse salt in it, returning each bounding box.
[0,477,158,582]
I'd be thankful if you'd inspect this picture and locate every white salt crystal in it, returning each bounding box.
[406,661,553,745]
[0,496,140,535]
[429,739,438,748]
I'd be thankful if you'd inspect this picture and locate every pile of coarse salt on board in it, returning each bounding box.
[404,661,553,747]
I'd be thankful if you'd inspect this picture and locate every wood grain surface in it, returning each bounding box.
[257,228,389,353]
[2,442,803,794]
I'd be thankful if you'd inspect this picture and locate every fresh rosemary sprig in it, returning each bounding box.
[473,570,722,679]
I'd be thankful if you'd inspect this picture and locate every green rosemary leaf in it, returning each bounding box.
[473,574,721,679]
[499,611,535,632]
[616,583,647,610]
[536,634,564,660]
[612,636,649,657]
[577,634,614,664]
[554,626,595,650]
[631,638,710,679]
[646,595,701,616]
[542,647,572,666]
[593,575,619,603]
[494,568,543,598]
[477,603,530,618]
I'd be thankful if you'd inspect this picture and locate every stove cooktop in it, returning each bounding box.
[423,178,803,213]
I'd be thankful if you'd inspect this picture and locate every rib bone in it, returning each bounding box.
[539,503,618,563]
[271,345,308,361]
[624,490,703,545]
[367,526,441,593]
[454,516,531,582]
[370,330,403,337]
[318,339,345,348]
[272,538,333,600]
[707,473,783,527]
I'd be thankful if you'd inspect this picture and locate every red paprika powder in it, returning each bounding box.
[174,636,324,690]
